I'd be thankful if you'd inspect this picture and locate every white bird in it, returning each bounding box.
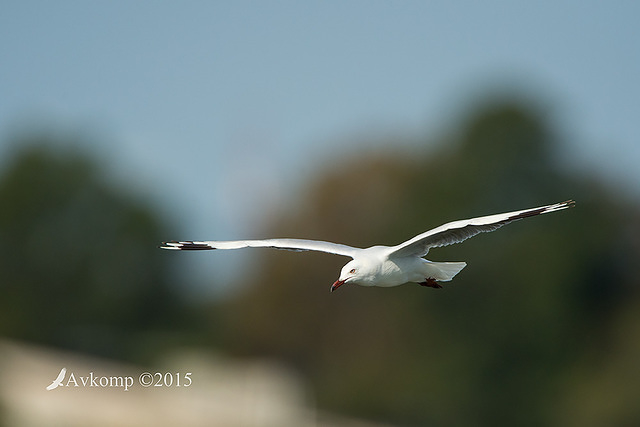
[161,200,574,292]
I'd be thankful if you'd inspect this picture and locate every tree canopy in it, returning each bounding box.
[0,139,200,363]
[217,100,640,426]
[1,99,638,425]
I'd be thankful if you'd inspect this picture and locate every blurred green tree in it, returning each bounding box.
[0,138,199,363]
[217,100,640,426]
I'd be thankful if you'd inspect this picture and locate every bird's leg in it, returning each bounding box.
[419,278,442,289]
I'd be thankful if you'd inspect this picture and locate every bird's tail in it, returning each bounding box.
[427,261,467,282]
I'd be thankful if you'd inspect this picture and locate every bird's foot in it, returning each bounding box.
[419,278,442,289]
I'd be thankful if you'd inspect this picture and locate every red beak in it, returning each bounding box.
[330,279,346,293]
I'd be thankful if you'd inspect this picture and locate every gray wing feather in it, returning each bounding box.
[387,200,575,258]
[161,238,360,258]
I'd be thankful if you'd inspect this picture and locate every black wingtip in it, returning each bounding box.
[550,200,576,212]
[505,200,575,222]
[160,241,215,250]
[160,241,181,250]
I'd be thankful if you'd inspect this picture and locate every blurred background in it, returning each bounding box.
[1,1,639,426]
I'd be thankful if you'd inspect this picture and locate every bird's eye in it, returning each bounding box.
[349,268,356,274]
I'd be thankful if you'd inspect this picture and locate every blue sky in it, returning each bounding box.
[1,1,638,294]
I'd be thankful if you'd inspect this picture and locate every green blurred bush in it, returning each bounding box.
[0,138,200,363]
[216,101,640,426]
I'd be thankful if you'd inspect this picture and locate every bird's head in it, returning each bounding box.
[331,259,370,292]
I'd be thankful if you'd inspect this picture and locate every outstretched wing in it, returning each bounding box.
[387,200,575,258]
[161,238,360,258]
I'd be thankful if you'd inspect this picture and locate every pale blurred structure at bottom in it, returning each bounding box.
[0,340,389,427]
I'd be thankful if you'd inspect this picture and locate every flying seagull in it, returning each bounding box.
[161,200,574,292]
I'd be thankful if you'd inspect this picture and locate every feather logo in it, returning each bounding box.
[46,368,66,391]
